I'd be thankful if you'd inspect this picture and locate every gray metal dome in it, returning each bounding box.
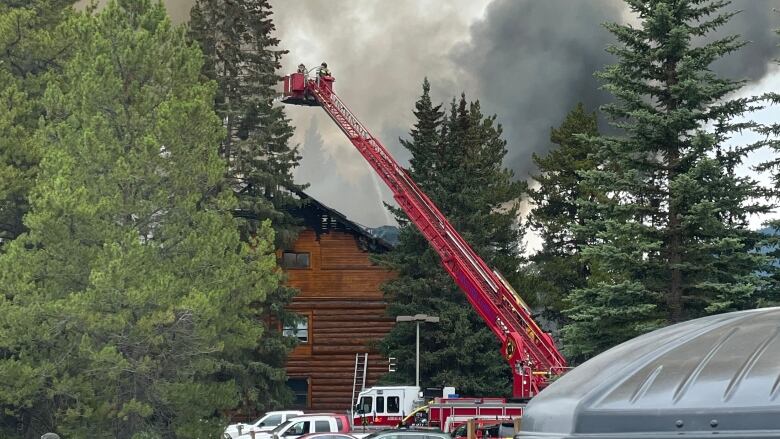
[520,307,780,439]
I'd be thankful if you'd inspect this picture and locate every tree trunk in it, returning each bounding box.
[664,59,683,323]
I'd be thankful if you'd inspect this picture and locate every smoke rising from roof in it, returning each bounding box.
[77,0,780,228]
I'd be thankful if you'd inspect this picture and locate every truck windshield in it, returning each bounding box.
[271,420,294,434]
[255,413,284,427]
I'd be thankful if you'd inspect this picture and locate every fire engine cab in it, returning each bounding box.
[353,386,420,427]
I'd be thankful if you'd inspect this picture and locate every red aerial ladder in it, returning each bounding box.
[281,69,567,399]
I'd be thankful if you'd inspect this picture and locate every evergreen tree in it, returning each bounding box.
[0,1,76,245]
[379,80,526,396]
[0,2,282,437]
[188,0,305,244]
[188,0,304,414]
[527,103,600,325]
[563,0,772,360]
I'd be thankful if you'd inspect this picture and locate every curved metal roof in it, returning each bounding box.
[520,307,780,439]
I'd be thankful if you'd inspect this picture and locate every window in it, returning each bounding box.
[387,396,400,414]
[335,418,344,431]
[286,421,309,436]
[287,378,309,408]
[314,420,331,432]
[260,414,283,427]
[359,396,372,414]
[376,396,385,413]
[283,316,309,343]
[281,251,310,269]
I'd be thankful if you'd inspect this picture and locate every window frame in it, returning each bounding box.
[386,396,400,414]
[280,251,311,269]
[314,420,331,433]
[359,395,373,414]
[283,316,310,344]
[285,420,310,436]
[287,377,311,409]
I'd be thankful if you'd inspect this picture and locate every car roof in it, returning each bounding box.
[288,414,342,420]
[298,434,355,437]
[521,307,780,439]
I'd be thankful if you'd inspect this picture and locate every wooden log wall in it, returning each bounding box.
[284,229,397,411]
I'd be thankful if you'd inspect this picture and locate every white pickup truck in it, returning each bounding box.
[223,410,303,439]
[251,413,351,439]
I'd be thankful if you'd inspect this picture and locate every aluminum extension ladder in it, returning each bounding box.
[351,353,368,413]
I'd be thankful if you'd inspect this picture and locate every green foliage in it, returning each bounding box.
[189,0,305,245]
[378,80,526,396]
[562,0,773,360]
[188,0,303,415]
[527,103,600,327]
[0,0,77,245]
[0,2,283,437]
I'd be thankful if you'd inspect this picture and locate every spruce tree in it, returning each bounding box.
[563,0,772,360]
[0,2,283,437]
[189,0,305,244]
[379,81,526,396]
[189,0,304,414]
[527,104,600,325]
[0,1,76,245]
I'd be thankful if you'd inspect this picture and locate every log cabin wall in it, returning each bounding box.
[282,196,396,412]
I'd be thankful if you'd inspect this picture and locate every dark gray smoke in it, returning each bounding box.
[451,0,623,178]
[710,0,780,82]
[75,0,780,229]
[452,0,780,179]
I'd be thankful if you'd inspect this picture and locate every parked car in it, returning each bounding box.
[360,428,451,439]
[224,410,303,439]
[451,421,516,439]
[297,433,359,439]
[245,413,351,439]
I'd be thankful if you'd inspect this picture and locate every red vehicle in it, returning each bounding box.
[427,398,524,432]
[281,68,567,400]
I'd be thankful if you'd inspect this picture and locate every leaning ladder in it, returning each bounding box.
[351,353,368,412]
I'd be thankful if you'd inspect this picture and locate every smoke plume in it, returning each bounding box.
[76,0,780,228]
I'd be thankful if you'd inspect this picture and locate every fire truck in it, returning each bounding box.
[281,66,566,426]
[350,385,524,432]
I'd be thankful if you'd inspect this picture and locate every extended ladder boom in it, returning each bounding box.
[282,72,567,398]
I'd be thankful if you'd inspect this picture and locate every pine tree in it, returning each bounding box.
[563,0,772,360]
[0,2,283,437]
[0,1,76,245]
[527,104,600,325]
[378,81,526,396]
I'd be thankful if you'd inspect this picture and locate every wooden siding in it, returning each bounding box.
[284,229,396,411]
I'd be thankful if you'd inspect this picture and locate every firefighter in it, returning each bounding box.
[297,63,306,74]
[319,62,331,77]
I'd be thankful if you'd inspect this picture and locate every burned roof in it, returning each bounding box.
[520,307,780,439]
[292,191,394,252]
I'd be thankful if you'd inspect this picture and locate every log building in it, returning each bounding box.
[282,194,396,411]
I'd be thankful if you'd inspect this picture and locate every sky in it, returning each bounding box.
[78,0,780,249]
